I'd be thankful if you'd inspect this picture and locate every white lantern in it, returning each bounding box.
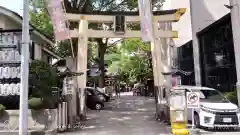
[3,84,9,96]
[16,67,21,78]
[10,50,15,61]
[3,67,9,79]
[0,51,3,60]
[15,83,20,95]
[8,83,14,95]
[3,51,9,61]
[11,67,17,78]
[15,51,20,61]
[0,84,3,96]
[13,83,18,95]
[0,67,3,79]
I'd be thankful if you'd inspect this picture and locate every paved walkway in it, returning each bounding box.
[62,92,171,135]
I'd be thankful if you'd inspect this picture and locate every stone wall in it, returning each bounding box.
[0,109,57,131]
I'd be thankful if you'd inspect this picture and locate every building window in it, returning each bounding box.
[198,20,236,92]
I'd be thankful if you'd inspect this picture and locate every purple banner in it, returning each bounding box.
[138,0,153,42]
[46,0,70,41]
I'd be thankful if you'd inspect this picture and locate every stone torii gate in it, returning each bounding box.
[65,8,185,119]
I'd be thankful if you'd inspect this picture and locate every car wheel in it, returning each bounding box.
[194,113,200,128]
[95,103,102,110]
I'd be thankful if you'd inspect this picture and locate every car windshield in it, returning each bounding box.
[199,89,229,103]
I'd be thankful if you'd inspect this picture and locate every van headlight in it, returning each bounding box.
[236,108,240,113]
[200,106,216,114]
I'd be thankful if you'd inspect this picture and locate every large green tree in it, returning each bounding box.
[106,38,153,85]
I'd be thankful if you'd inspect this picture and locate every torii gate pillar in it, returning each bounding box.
[77,20,88,119]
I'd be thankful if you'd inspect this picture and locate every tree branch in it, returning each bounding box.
[107,38,124,49]
[111,0,128,10]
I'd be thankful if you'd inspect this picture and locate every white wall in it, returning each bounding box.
[0,14,21,29]
[169,0,230,47]
[0,14,5,29]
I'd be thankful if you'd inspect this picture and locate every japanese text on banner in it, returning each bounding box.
[138,0,154,42]
[46,0,70,41]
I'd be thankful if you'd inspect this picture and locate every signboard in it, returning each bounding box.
[169,90,186,110]
[46,0,70,41]
[63,77,74,95]
[187,92,200,108]
[138,0,153,42]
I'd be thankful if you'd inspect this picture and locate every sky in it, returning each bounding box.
[0,0,23,16]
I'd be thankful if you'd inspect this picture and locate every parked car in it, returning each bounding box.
[86,88,104,110]
[173,85,240,129]
[87,87,110,102]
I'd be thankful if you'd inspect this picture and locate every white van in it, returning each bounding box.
[173,85,240,128]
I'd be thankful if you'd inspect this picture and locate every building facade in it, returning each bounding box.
[176,40,195,85]
[177,13,237,92]
[0,6,61,63]
[169,0,230,85]
[197,13,236,92]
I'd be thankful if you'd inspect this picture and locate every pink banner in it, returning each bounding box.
[46,0,70,41]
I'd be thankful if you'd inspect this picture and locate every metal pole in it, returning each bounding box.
[189,0,202,86]
[191,109,195,128]
[229,0,240,107]
[19,0,30,134]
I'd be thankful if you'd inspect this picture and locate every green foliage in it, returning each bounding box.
[28,97,43,110]
[29,0,53,39]
[55,41,73,58]
[106,38,153,85]
[0,104,6,114]
[224,91,238,105]
[29,60,60,108]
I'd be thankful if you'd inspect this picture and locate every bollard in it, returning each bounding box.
[62,102,67,130]
[57,103,62,131]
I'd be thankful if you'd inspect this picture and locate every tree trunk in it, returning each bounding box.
[96,39,107,88]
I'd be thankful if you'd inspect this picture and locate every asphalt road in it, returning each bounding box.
[60,92,240,135]
[60,92,171,135]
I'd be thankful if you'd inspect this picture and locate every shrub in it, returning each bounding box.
[28,97,43,110]
[29,60,61,109]
[0,104,6,113]
[224,91,238,105]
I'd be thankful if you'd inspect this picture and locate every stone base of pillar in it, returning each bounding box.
[79,114,87,121]
[154,86,170,123]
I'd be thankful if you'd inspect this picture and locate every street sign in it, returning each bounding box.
[187,92,200,108]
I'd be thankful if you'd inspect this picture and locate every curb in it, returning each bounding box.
[0,129,57,135]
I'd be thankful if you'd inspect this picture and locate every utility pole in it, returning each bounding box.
[19,0,30,134]
[229,0,240,107]
[189,0,202,86]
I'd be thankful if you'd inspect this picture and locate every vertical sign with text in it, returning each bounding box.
[46,0,70,41]
[138,0,154,42]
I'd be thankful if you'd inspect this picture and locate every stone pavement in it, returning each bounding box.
[60,92,172,135]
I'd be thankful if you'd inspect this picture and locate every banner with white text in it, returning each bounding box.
[138,0,154,42]
[46,0,70,41]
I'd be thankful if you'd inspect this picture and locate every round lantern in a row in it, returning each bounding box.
[0,67,20,79]
[0,83,20,96]
[0,50,21,61]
